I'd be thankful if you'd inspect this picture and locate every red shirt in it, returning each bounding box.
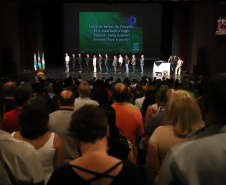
[1,108,21,133]
[111,104,144,163]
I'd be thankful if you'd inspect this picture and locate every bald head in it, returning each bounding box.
[112,83,128,103]
[78,81,91,97]
[4,81,16,97]
[59,90,75,107]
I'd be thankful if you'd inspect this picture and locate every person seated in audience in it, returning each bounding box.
[73,80,99,111]
[157,73,226,185]
[12,96,64,184]
[144,85,169,129]
[146,90,204,185]
[3,81,17,113]
[1,84,32,133]
[125,86,140,111]
[48,105,144,185]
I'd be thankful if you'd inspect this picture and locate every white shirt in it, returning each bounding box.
[65,56,70,62]
[73,97,99,112]
[177,59,183,67]
[93,58,96,65]
[119,57,123,64]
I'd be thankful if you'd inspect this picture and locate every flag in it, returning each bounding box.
[42,52,45,70]
[34,53,37,71]
[38,51,41,70]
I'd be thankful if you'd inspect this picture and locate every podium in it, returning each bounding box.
[153,61,170,76]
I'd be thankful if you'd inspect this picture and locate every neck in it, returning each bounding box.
[80,137,108,155]
[60,106,74,110]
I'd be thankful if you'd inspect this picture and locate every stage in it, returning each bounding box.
[4,61,187,83]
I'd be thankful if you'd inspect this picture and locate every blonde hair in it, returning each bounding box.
[164,90,204,138]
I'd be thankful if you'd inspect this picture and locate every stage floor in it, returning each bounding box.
[5,62,186,83]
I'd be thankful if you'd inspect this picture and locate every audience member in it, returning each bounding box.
[1,84,31,133]
[3,81,17,113]
[146,90,204,185]
[125,87,140,111]
[12,96,64,184]
[106,106,134,162]
[49,90,77,163]
[51,79,64,111]
[73,81,99,111]
[111,83,144,163]
[144,85,169,128]
[158,73,226,185]
[134,84,148,111]
[48,105,144,185]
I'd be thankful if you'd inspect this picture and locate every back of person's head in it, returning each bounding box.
[155,85,170,106]
[59,90,75,107]
[53,80,64,95]
[141,84,148,96]
[164,90,204,138]
[3,81,16,97]
[13,85,32,106]
[204,73,226,123]
[112,83,128,103]
[126,87,133,103]
[19,96,49,140]
[78,81,90,97]
[69,105,108,143]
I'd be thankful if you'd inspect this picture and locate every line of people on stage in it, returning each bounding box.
[168,55,184,75]
[65,53,145,74]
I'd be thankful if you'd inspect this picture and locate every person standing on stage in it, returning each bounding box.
[140,55,144,74]
[112,55,117,74]
[65,53,70,73]
[72,53,76,73]
[105,54,108,74]
[86,54,90,73]
[131,55,136,73]
[168,55,175,74]
[118,54,123,74]
[78,53,82,72]
[125,55,129,74]
[175,56,183,75]
[98,54,102,73]
[93,55,97,73]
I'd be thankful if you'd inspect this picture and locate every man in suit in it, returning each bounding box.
[98,54,102,73]
[78,53,82,72]
[105,54,108,74]
[72,53,76,73]
[131,55,136,73]
[86,54,90,73]
[112,55,117,74]
[140,55,144,74]
[168,55,175,74]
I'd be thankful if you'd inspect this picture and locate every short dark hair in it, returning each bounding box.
[112,83,128,103]
[19,96,49,140]
[53,80,64,94]
[58,91,75,106]
[13,85,32,106]
[69,105,107,143]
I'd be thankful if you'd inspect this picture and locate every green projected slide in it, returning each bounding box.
[79,12,143,54]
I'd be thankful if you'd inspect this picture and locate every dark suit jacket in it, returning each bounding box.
[86,57,90,65]
[72,56,76,65]
[98,56,102,64]
[78,57,82,64]
[105,57,108,65]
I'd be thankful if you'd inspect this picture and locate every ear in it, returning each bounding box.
[106,126,110,139]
